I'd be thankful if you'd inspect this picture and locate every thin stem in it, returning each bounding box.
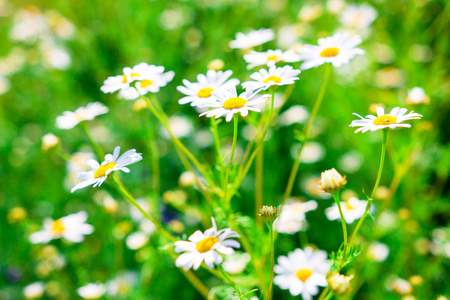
[282,64,331,205]
[255,147,263,224]
[318,287,330,300]
[146,116,160,205]
[109,175,176,242]
[81,122,104,160]
[218,264,246,300]
[266,224,275,300]
[333,191,348,263]
[224,116,239,208]
[349,129,388,247]
[210,117,223,167]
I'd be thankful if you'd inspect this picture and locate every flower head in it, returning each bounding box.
[56,102,108,130]
[258,205,280,223]
[319,168,347,194]
[71,146,142,193]
[77,283,106,299]
[101,63,174,100]
[325,197,372,224]
[177,70,239,107]
[41,133,60,151]
[243,49,287,69]
[29,211,94,244]
[174,217,240,270]
[340,4,377,31]
[274,247,329,299]
[229,28,274,50]
[242,65,301,91]
[328,273,354,295]
[298,31,364,70]
[350,107,423,133]
[406,87,430,105]
[199,86,270,122]
[274,200,318,234]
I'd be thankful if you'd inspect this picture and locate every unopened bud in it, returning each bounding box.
[328,273,354,295]
[319,168,347,193]
[258,205,279,223]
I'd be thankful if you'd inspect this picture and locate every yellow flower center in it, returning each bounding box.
[263,75,282,84]
[196,237,219,253]
[345,201,356,210]
[267,55,278,61]
[52,219,65,234]
[75,110,88,122]
[296,269,313,282]
[223,97,247,110]
[94,162,116,178]
[197,87,214,98]
[139,79,154,88]
[320,47,340,57]
[373,115,397,126]
[121,73,141,83]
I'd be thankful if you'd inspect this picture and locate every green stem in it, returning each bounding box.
[210,117,223,167]
[333,191,348,264]
[81,122,104,160]
[146,116,160,206]
[282,64,331,205]
[255,146,263,224]
[349,129,388,247]
[224,116,239,208]
[218,264,246,300]
[109,175,175,242]
[318,287,330,300]
[266,224,275,300]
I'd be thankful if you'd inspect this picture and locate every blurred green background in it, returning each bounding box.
[0,0,449,299]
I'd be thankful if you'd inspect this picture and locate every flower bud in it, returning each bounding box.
[41,133,60,151]
[258,205,279,223]
[319,168,347,193]
[328,273,354,295]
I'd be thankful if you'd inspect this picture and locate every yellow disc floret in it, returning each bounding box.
[223,97,247,110]
[197,87,214,98]
[267,55,278,61]
[94,162,117,178]
[139,80,154,88]
[296,269,313,282]
[373,115,397,125]
[196,237,219,253]
[51,219,65,234]
[263,75,282,84]
[320,47,340,57]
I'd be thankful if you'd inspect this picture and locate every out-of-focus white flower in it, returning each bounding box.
[129,199,151,222]
[229,28,274,49]
[41,133,60,151]
[199,86,270,122]
[340,4,377,31]
[0,75,11,95]
[368,242,389,262]
[326,0,346,14]
[160,116,193,138]
[338,150,364,173]
[44,10,75,40]
[274,200,318,234]
[296,142,325,164]
[179,171,197,187]
[242,65,300,91]
[9,7,48,43]
[126,231,149,250]
[29,211,94,244]
[279,105,309,126]
[0,47,26,76]
[207,59,224,71]
[77,283,106,299]
[298,31,364,70]
[23,282,45,299]
[174,217,240,270]
[106,271,138,297]
[243,49,289,69]
[177,70,239,107]
[406,87,430,105]
[374,67,405,88]
[71,146,142,193]
[222,252,251,275]
[325,197,371,224]
[389,278,413,296]
[56,102,108,130]
[298,4,323,22]
[350,107,423,133]
[274,247,329,299]
[40,43,71,70]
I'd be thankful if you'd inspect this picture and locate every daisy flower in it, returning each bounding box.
[242,65,301,91]
[406,87,430,105]
[100,64,146,95]
[199,86,270,122]
[174,217,240,270]
[297,31,364,70]
[350,107,423,133]
[29,211,94,244]
[71,146,143,193]
[340,4,377,31]
[274,247,329,299]
[243,49,286,69]
[274,200,318,234]
[56,102,108,130]
[229,28,274,49]
[77,283,106,299]
[325,197,373,224]
[177,70,239,107]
